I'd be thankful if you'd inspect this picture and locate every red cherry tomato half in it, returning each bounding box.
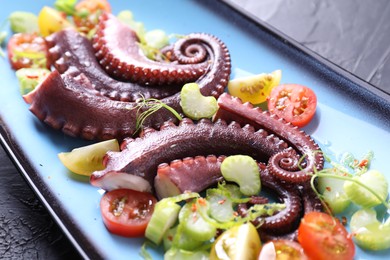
[259,239,308,260]
[7,33,50,70]
[267,84,317,127]
[298,212,355,260]
[100,189,157,237]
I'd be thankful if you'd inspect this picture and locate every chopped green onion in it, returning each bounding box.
[54,0,77,16]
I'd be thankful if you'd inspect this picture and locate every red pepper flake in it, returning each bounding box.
[325,186,332,192]
[359,159,368,168]
[26,75,39,79]
[198,198,207,207]
[218,199,226,205]
[191,203,197,212]
[167,235,173,241]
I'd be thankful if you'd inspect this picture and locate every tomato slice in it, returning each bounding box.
[267,84,317,127]
[259,240,308,260]
[7,33,50,70]
[297,212,355,260]
[100,189,157,237]
[73,0,111,34]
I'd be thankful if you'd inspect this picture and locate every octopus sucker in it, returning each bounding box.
[214,93,324,183]
[93,12,210,85]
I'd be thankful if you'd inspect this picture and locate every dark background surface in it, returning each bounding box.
[1,0,389,259]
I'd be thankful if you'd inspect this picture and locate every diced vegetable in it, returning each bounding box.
[317,173,351,214]
[209,223,261,260]
[164,248,210,260]
[350,208,390,251]
[228,69,281,104]
[163,225,204,251]
[54,0,77,16]
[7,32,50,70]
[220,155,261,196]
[58,139,119,176]
[9,11,39,33]
[15,68,50,95]
[145,192,199,245]
[73,0,111,34]
[180,83,218,120]
[38,6,73,37]
[298,212,355,260]
[268,84,317,127]
[258,240,308,260]
[179,199,217,241]
[343,169,388,208]
[100,189,157,237]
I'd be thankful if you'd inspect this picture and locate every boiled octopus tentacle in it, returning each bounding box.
[27,26,230,140]
[154,155,226,199]
[23,70,177,140]
[93,13,209,85]
[46,29,182,102]
[214,93,324,183]
[90,118,289,190]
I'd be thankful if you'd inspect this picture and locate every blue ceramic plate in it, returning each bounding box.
[1,0,389,259]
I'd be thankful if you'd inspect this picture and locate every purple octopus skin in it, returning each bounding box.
[23,70,177,140]
[27,27,230,140]
[214,93,325,184]
[46,29,182,102]
[46,26,230,102]
[90,118,289,191]
[93,13,209,85]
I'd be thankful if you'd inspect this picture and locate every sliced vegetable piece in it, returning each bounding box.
[54,0,77,16]
[163,225,204,251]
[350,208,390,251]
[7,32,50,70]
[258,240,308,260]
[179,199,217,241]
[142,29,170,59]
[220,155,261,196]
[317,173,351,214]
[164,248,210,260]
[206,188,236,223]
[58,139,119,176]
[210,223,261,260]
[297,212,355,260]
[38,6,73,37]
[100,189,157,237]
[267,84,317,127]
[9,11,39,33]
[73,0,111,34]
[180,83,218,120]
[343,169,388,208]
[145,192,199,245]
[228,69,281,104]
[15,68,50,95]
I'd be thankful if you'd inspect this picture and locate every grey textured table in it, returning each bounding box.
[1,0,389,259]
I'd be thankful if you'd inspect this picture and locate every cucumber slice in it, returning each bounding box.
[220,155,261,196]
[9,11,39,33]
[317,175,351,214]
[210,223,261,260]
[145,200,181,245]
[163,225,204,251]
[343,170,388,208]
[164,248,210,260]
[179,199,217,241]
[350,208,390,250]
[180,83,218,120]
[58,139,119,176]
[227,69,281,104]
[207,189,235,223]
[16,68,50,95]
